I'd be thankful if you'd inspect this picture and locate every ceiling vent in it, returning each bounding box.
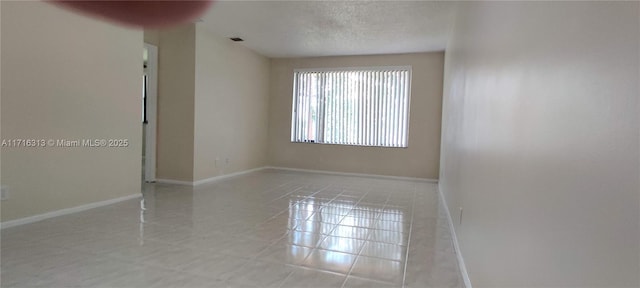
[230,37,244,42]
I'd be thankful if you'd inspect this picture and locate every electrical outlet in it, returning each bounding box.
[1,186,9,201]
[215,157,220,167]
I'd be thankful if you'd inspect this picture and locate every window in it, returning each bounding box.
[291,66,411,147]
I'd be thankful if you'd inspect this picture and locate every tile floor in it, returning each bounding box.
[1,170,462,288]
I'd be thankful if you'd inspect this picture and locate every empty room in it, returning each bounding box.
[1,1,639,288]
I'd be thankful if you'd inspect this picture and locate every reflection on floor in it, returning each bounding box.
[1,169,462,287]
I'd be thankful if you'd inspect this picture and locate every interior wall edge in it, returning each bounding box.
[438,183,472,288]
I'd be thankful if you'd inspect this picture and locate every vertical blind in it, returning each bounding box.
[291,67,411,147]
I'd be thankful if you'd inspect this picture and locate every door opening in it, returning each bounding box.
[143,43,158,183]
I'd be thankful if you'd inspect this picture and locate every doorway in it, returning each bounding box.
[143,43,158,183]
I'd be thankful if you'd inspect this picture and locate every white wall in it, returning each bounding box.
[440,2,639,287]
[1,2,143,221]
[268,53,444,179]
[193,25,270,181]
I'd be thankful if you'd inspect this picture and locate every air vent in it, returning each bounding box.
[230,37,244,42]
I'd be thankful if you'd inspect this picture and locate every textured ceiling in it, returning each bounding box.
[200,1,456,58]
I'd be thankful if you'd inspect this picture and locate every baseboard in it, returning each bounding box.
[265,166,438,183]
[192,167,268,186]
[438,183,472,288]
[0,193,141,229]
[155,178,194,185]
[156,166,269,186]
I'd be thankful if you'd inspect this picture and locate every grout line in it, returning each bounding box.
[339,189,386,288]
[276,269,297,288]
[262,181,299,198]
[276,184,344,288]
[235,183,339,254]
[278,184,346,287]
[254,184,334,288]
[401,183,418,287]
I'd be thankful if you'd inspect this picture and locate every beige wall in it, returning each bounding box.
[154,24,270,182]
[440,2,639,287]
[1,2,143,221]
[193,25,270,181]
[268,53,443,179]
[156,25,196,182]
[144,29,160,46]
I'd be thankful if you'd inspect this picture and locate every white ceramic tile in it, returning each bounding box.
[360,241,407,261]
[285,230,326,248]
[343,276,401,288]
[367,229,409,246]
[279,267,347,288]
[350,256,404,284]
[226,260,295,287]
[216,237,272,258]
[294,219,336,234]
[175,253,248,281]
[302,248,358,274]
[1,170,461,288]
[256,242,312,265]
[328,225,373,240]
[318,235,366,255]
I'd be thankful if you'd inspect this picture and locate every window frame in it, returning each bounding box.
[290,65,412,148]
